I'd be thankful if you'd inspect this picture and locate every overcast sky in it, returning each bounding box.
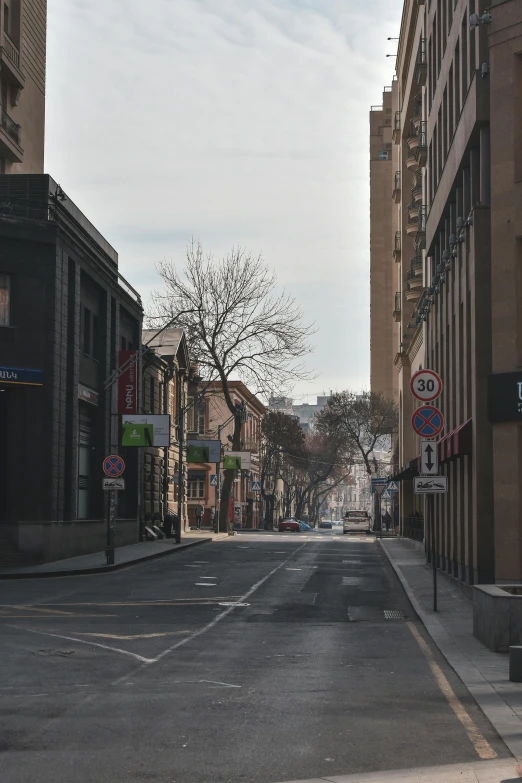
[46,0,402,402]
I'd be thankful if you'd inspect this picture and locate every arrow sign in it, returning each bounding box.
[420,440,439,476]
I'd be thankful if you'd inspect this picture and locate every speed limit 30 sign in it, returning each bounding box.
[410,369,442,402]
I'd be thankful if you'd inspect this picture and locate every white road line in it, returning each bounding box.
[6,625,155,664]
[152,539,310,664]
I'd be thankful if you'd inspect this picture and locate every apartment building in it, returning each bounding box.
[369,89,399,402]
[0,0,46,173]
[371,0,522,583]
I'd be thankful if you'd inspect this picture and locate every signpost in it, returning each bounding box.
[210,474,218,487]
[102,477,125,491]
[251,480,261,492]
[103,455,125,565]
[410,369,444,612]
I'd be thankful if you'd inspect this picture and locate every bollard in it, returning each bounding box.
[509,645,522,682]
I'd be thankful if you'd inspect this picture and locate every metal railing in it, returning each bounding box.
[413,94,422,119]
[394,171,401,190]
[0,197,53,221]
[411,256,423,271]
[416,38,426,65]
[402,514,424,542]
[394,292,401,314]
[394,110,400,131]
[3,32,20,68]
[417,120,427,148]
[1,106,20,145]
[394,231,401,252]
[412,184,422,200]
[418,205,427,232]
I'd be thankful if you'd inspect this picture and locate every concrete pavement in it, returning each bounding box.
[380,537,522,762]
[0,530,514,782]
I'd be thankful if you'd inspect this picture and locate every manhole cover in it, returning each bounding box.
[35,649,76,657]
[384,609,404,620]
[218,602,250,608]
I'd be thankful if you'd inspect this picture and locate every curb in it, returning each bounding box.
[378,538,522,763]
[0,537,213,580]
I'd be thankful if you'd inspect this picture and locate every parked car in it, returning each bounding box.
[343,510,371,534]
[279,518,300,532]
[319,521,333,529]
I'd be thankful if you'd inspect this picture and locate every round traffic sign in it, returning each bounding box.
[411,406,444,438]
[410,369,443,402]
[103,454,125,477]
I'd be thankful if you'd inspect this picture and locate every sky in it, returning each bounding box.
[45,0,402,402]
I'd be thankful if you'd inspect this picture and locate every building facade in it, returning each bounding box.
[141,328,189,526]
[186,381,265,529]
[371,0,522,583]
[0,174,142,562]
[0,0,46,174]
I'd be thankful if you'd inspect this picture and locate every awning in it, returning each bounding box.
[389,457,419,482]
[438,418,472,462]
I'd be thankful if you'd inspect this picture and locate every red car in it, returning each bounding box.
[279,518,300,532]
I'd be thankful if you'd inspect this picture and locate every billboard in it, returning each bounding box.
[121,414,170,447]
[223,451,252,471]
[186,439,221,463]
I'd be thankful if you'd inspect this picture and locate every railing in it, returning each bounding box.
[3,32,20,69]
[394,171,401,190]
[394,110,400,131]
[407,204,417,226]
[394,231,401,252]
[402,514,424,542]
[0,198,53,221]
[416,38,426,65]
[1,106,20,145]
[412,184,422,200]
[417,120,427,148]
[413,94,422,119]
[418,205,427,232]
[411,256,423,272]
[242,438,259,453]
[394,292,401,314]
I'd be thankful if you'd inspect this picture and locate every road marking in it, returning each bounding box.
[195,583,215,587]
[150,539,311,665]
[75,631,191,640]
[200,680,241,688]
[406,622,497,760]
[6,625,155,664]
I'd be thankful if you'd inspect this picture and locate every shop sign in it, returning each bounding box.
[78,384,99,405]
[118,350,138,414]
[0,366,43,386]
[488,371,522,423]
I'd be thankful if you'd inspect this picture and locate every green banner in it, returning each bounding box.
[122,422,154,447]
[223,455,242,470]
[187,445,210,463]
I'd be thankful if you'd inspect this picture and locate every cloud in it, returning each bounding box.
[45,0,402,396]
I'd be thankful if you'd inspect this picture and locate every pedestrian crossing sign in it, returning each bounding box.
[381,489,392,500]
[210,474,218,487]
[386,481,399,492]
[251,480,261,492]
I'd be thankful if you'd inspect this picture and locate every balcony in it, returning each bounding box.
[415,121,427,167]
[412,184,423,204]
[407,269,423,290]
[415,206,427,250]
[407,120,420,152]
[405,286,421,302]
[241,437,259,454]
[408,202,419,221]
[406,151,418,170]
[392,171,401,203]
[414,38,427,86]
[393,111,401,145]
[411,256,423,277]
[0,106,23,162]
[393,292,401,322]
[392,231,401,262]
[0,33,24,89]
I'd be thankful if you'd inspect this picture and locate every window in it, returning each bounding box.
[82,307,100,359]
[77,407,93,519]
[187,479,205,499]
[149,376,156,414]
[196,402,206,435]
[0,274,10,326]
[4,4,9,35]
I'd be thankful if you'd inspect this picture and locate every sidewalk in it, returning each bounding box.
[380,537,522,762]
[0,531,228,579]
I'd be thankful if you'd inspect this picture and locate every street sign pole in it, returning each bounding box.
[430,494,437,612]
[103,455,125,565]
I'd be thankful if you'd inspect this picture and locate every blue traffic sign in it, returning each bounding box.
[386,481,399,492]
[103,454,125,478]
[251,480,261,492]
[411,406,444,438]
[210,474,218,487]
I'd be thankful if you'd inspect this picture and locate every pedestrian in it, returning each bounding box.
[384,510,392,532]
[195,503,204,530]
[209,506,216,532]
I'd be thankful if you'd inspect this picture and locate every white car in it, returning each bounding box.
[343,511,371,534]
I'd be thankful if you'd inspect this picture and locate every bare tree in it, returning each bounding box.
[149,241,314,532]
[315,391,398,477]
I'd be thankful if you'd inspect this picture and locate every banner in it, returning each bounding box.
[122,422,154,446]
[118,350,137,414]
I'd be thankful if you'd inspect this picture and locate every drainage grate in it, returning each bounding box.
[384,609,404,620]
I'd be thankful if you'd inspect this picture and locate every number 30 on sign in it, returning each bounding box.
[410,369,442,402]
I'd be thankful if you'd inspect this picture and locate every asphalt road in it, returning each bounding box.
[0,530,511,783]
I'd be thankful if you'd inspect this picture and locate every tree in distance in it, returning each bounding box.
[150,241,314,532]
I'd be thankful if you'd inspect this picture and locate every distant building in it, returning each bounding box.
[268,395,331,433]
